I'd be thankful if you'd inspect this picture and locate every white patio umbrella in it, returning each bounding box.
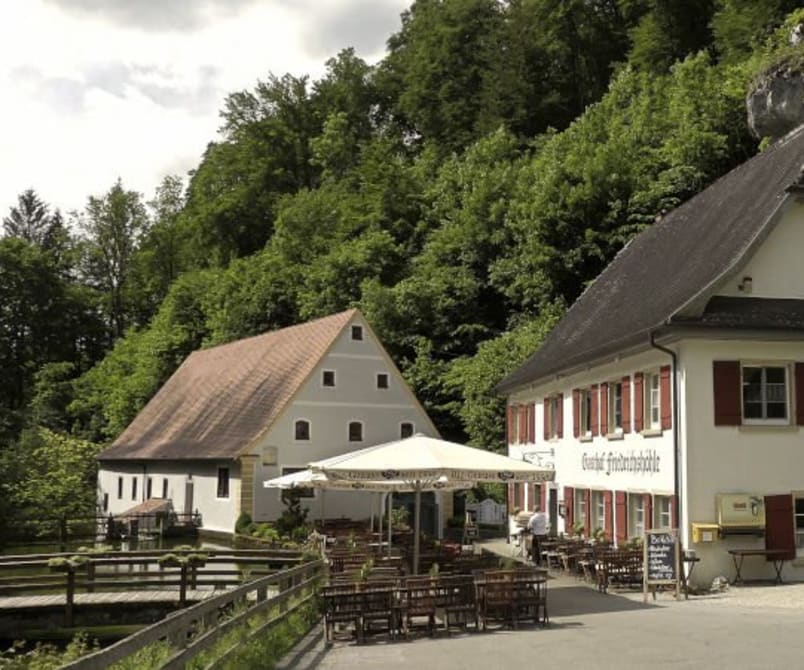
[310,434,553,574]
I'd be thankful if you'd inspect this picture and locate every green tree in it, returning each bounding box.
[711,0,802,63]
[77,180,148,340]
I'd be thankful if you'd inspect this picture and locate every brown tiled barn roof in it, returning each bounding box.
[98,309,358,460]
[498,125,804,393]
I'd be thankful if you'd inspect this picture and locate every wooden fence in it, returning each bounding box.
[60,559,325,670]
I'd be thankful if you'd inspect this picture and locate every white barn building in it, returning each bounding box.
[498,126,804,586]
[97,309,442,534]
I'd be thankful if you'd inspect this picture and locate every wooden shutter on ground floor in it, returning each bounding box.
[590,385,599,436]
[660,365,672,429]
[765,494,795,561]
[557,393,564,438]
[713,361,741,426]
[622,376,631,433]
[796,363,804,426]
[600,383,609,436]
[572,389,580,438]
[604,491,614,540]
[633,373,644,432]
[615,491,627,544]
[543,398,550,441]
[564,487,574,528]
[644,494,653,531]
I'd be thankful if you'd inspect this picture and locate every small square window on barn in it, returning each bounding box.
[377,372,389,389]
[349,421,363,442]
[322,370,335,387]
[400,422,414,439]
[351,325,363,341]
[295,420,310,441]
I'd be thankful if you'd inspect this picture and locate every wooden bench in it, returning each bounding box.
[596,549,643,593]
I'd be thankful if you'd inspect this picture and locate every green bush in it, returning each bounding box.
[235,511,253,534]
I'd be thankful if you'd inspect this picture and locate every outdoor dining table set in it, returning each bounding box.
[321,567,549,644]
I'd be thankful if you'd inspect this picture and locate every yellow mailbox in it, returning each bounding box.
[691,522,720,543]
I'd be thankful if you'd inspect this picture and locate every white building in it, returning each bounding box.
[97,309,442,535]
[497,126,804,585]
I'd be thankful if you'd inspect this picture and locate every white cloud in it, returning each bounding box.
[0,0,406,218]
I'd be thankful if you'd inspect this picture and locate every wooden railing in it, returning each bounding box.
[60,559,325,670]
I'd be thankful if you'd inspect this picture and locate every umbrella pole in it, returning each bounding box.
[414,483,421,575]
[387,492,393,557]
[378,492,383,548]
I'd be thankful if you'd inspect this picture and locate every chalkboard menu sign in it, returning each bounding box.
[643,529,680,601]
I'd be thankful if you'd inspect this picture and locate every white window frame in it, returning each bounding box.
[348,420,364,442]
[654,495,672,529]
[321,369,336,388]
[400,421,414,439]
[645,371,661,430]
[546,395,560,440]
[294,419,311,442]
[216,467,230,499]
[592,490,605,533]
[741,363,790,425]
[376,372,390,390]
[629,494,645,538]
[794,493,804,555]
[608,381,623,434]
[574,490,587,533]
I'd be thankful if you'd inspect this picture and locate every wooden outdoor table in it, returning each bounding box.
[727,549,790,585]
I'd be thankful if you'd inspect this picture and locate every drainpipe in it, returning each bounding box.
[649,332,682,547]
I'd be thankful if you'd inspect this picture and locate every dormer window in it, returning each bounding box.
[351,325,363,341]
[295,419,311,441]
[376,373,389,389]
[322,370,335,387]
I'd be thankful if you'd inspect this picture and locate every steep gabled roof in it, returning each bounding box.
[498,126,804,394]
[98,309,358,460]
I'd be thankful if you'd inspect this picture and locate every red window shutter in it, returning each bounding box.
[660,365,672,429]
[590,385,599,436]
[604,491,614,540]
[622,376,631,433]
[615,491,627,544]
[585,489,592,536]
[633,373,644,432]
[644,494,653,531]
[765,494,795,561]
[506,404,514,443]
[796,363,804,426]
[713,361,741,426]
[564,486,574,528]
[572,389,580,438]
[670,495,678,529]
[528,403,536,442]
[600,383,609,436]
[557,393,564,438]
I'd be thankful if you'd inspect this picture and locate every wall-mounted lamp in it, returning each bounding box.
[738,276,753,293]
[558,502,567,518]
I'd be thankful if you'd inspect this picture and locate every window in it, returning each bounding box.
[795,497,804,551]
[645,372,661,429]
[322,370,335,387]
[376,373,389,389]
[592,491,606,533]
[654,495,672,529]
[348,421,363,442]
[742,365,788,421]
[629,494,645,538]
[282,467,314,498]
[117,476,123,500]
[102,493,109,512]
[608,382,623,433]
[217,467,230,499]
[146,477,153,500]
[580,389,592,437]
[574,490,587,534]
[351,325,363,341]
[294,419,310,441]
[131,477,138,501]
[400,422,414,439]
[162,478,169,499]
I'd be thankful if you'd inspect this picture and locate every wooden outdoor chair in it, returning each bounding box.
[321,584,362,643]
[436,574,479,633]
[359,582,398,642]
[401,576,437,638]
[480,570,518,630]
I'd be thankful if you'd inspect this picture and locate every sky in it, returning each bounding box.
[0,0,409,219]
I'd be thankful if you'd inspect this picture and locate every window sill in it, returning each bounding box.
[640,428,663,438]
[605,432,624,441]
[738,423,798,432]
[578,435,593,443]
